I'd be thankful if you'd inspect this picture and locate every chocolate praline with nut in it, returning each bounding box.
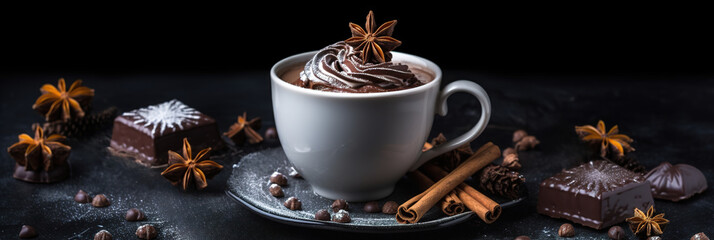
[314,209,331,221]
[269,183,284,197]
[270,172,288,186]
[91,194,110,208]
[382,201,399,214]
[284,197,302,210]
[331,199,348,212]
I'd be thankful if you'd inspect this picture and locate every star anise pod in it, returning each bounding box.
[160,138,223,190]
[626,205,669,239]
[224,112,263,145]
[345,10,402,64]
[575,120,635,158]
[7,126,70,171]
[33,78,95,122]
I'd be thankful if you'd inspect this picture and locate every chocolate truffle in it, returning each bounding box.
[537,160,654,229]
[645,162,707,202]
[109,99,224,167]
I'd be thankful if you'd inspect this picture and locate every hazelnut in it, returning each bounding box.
[558,223,575,237]
[270,172,288,186]
[331,199,348,213]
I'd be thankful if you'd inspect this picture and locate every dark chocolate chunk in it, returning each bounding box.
[314,209,330,221]
[91,194,110,208]
[537,160,654,229]
[269,183,284,197]
[19,225,37,238]
[382,201,399,214]
[514,236,531,240]
[607,226,625,240]
[74,189,91,203]
[284,197,301,210]
[363,201,381,213]
[332,209,351,223]
[331,199,348,213]
[645,162,707,202]
[135,224,157,239]
[692,232,710,240]
[109,99,224,167]
[125,208,146,221]
[270,172,288,186]
[558,223,575,237]
[94,230,112,240]
[264,127,278,139]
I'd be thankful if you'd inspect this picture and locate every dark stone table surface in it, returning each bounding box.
[0,71,712,239]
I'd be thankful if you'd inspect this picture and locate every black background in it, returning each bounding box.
[3,3,713,76]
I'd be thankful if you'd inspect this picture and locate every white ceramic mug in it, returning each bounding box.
[271,51,491,201]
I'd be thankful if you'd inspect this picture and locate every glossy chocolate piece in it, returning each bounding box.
[645,162,707,202]
[537,160,654,229]
[109,99,224,167]
[13,162,70,183]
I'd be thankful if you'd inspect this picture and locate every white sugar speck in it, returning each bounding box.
[123,99,201,136]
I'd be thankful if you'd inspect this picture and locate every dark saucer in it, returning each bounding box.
[225,147,527,233]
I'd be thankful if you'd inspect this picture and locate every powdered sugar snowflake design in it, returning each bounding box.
[123,99,201,137]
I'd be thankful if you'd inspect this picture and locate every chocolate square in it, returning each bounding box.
[110,99,224,167]
[537,160,653,229]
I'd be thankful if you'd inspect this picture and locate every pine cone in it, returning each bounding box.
[36,107,118,138]
[477,164,525,199]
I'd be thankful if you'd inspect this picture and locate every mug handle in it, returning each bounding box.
[409,80,492,171]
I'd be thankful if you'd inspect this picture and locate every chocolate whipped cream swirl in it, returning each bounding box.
[298,41,420,93]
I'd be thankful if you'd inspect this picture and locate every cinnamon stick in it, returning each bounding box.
[407,171,464,216]
[421,163,502,223]
[396,142,500,224]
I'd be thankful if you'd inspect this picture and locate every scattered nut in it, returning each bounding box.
[514,236,531,240]
[314,209,330,221]
[125,208,146,221]
[363,201,381,213]
[331,199,349,213]
[502,153,521,170]
[19,225,37,239]
[607,226,625,240]
[382,201,399,214]
[94,230,112,240]
[503,147,517,157]
[284,197,302,210]
[270,172,288,186]
[692,233,710,240]
[135,224,157,240]
[91,194,110,208]
[332,209,351,223]
[269,183,284,197]
[74,189,91,203]
[558,223,575,237]
[288,167,301,178]
[513,129,528,143]
[264,127,278,139]
[515,135,540,151]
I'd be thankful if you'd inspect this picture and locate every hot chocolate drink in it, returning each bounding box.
[288,11,432,93]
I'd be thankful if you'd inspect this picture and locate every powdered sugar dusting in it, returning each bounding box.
[122,99,200,137]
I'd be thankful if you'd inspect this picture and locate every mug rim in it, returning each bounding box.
[270,50,443,98]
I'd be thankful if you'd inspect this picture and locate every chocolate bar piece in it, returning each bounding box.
[110,99,224,167]
[645,162,707,202]
[537,160,653,229]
